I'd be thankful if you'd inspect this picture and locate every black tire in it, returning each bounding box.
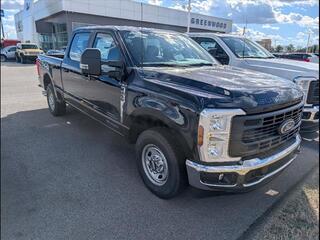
[15,55,20,63]
[46,83,66,116]
[20,55,26,64]
[136,128,187,199]
[0,54,7,62]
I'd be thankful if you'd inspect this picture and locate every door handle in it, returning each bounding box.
[62,68,69,72]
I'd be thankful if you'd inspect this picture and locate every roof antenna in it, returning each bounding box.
[140,1,144,70]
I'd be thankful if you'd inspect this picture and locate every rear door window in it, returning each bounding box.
[69,32,90,61]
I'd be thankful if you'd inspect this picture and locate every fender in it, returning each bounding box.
[126,96,196,159]
[127,95,187,127]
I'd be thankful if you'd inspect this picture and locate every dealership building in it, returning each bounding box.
[14,0,232,50]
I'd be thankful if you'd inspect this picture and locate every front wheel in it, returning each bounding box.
[136,128,187,199]
[0,55,7,62]
[15,55,20,63]
[20,55,26,64]
[46,83,66,116]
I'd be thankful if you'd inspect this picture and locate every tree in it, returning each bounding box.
[286,44,295,52]
[275,45,284,52]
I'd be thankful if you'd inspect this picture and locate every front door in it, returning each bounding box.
[80,32,123,123]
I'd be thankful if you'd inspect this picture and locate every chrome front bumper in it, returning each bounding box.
[186,135,302,191]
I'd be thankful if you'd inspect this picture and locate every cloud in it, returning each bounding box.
[148,0,163,6]
[1,0,24,10]
[262,24,280,30]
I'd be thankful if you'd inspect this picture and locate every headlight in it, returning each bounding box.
[210,115,228,131]
[293,77,316,103]
[198,109,245,162]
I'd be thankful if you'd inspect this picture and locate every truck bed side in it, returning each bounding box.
[37,54,64,91]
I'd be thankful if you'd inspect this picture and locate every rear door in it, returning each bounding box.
[61,31,91,102]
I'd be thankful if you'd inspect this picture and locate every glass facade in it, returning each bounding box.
[38,23,68,51]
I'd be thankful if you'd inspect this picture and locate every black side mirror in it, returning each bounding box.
[101,60,125,81]
[80,48,101,75]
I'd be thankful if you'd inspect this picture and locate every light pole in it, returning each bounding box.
[187,0,191,33]
[306,31,312,53]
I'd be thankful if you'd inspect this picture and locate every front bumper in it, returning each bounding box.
[23,55,38,61]
[186,135,301,191]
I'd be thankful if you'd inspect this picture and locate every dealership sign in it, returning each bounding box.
[191,17,228,30]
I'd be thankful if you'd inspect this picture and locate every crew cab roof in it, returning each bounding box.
[75,25,178,34]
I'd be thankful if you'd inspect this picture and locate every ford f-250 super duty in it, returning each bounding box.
[189,33,319,133]
[37,26,304,199]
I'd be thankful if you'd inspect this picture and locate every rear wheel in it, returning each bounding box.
[0,55,7,62]
[136,128,187,199]
[15,55,20,63]
[46,83,66,116]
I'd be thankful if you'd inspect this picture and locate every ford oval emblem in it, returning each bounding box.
[279,119,296,135]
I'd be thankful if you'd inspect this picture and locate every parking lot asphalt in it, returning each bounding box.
[1,61,319,240]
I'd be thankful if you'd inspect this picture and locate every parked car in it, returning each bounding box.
[189,33,319,133]
[37,26,304,198]
[0,45,17,62]
[280,53,319,63]
[15,43,43,63]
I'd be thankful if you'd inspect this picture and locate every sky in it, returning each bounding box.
[1,0,319,48]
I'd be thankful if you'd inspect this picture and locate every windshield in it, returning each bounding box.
[120,30,217,67]
[21,44,38,49]
[221,37,274,59]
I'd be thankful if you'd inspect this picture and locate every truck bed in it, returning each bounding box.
[37,54,64,90]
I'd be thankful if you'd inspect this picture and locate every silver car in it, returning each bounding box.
[1,46,17,62]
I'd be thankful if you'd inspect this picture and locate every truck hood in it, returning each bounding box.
[140,65,303,114]
[244,58,319,80]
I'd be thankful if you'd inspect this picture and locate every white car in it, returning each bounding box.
[0,45,17,62]
[189,33,319,132]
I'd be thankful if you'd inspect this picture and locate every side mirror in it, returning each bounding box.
[80,48,101,75]
[101,60,125,81]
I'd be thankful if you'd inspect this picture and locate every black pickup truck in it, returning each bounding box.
[37,26,304,198]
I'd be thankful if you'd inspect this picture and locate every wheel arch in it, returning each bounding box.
[127,109,193,160]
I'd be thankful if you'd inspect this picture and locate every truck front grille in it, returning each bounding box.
[307,80,319,104]
[229,103,303,159]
